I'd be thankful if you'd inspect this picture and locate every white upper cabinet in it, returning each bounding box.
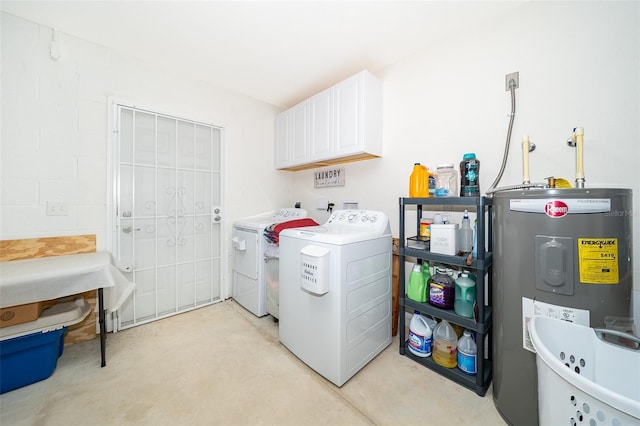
[333,73,361,157]
[275,70,382,171]
[275,99,310,169]
[290,100,310,165]
[309,89,333,161]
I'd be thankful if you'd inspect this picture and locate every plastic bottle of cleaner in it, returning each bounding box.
[427,166,437,197]
[428,267,455,309]
[462,269,477,283]
[409,163,421,197]
[457,330,477,375]
[408,311,433,357]
[409,163,430,198]
[422,262,431,291]
[407,264,427,303]
[471,218,478,259]
[459,210,473,253]
[404,311,437,341]
[445,267,458,279]
[454,272,476,319]
[459,153,480,197]
[433,320,458,368]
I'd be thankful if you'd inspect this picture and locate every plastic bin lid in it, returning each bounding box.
[431,223,459,229]
[0,298,91,341]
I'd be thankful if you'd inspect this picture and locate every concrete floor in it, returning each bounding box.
[0,300,507,425]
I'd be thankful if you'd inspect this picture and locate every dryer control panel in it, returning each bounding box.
[273,208,307,220]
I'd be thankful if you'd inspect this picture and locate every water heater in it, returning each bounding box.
[492,188,633,426]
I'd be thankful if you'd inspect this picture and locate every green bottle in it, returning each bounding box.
[421,262,431,302]
[407,264,426,302]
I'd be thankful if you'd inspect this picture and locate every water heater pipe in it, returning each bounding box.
[521,134,536,184]
[575,127,585,188]
[522,134,530,184]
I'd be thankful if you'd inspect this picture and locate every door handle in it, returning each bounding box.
[213,206,222,223]
[122,226,140,234]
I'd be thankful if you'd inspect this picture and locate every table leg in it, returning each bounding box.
[98,287,106,367]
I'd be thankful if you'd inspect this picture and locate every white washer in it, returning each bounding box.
[278,209,392,387]
[232,208,307,317]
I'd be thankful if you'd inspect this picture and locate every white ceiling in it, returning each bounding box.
[1,1,525,108]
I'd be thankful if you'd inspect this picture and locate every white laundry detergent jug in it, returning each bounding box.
[408,311,433,357]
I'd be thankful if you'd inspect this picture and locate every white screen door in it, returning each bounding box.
[112,104,223,329]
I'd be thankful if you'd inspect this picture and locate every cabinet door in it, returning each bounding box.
[290,100,310,165]
[333,73,362,156]
[275,111,290,168]
[309,89,333,161]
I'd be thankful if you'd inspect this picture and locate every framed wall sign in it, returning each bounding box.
[314,167,345,188]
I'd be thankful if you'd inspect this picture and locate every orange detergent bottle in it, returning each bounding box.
[409,163,430,197]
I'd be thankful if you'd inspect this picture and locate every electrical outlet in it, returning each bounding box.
[316,197,329,210]
[46,201,68,216]
[505,71,519,91]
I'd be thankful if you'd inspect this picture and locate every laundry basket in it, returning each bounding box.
[529,316,640,426]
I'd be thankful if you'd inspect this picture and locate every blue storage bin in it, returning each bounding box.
[0,326,67,394]
[0,298,91,394]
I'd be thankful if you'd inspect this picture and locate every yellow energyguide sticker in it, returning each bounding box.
[578,238,619,284]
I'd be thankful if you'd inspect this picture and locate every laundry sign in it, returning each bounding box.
[314,167,345,188]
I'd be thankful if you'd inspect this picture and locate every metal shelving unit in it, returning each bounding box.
[398,196,493,396]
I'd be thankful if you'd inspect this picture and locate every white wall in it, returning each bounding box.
[291,2,640,316]
[1,12,294,295]
[2,3,639,321]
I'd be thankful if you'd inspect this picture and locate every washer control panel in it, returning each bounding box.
[326,210,387,231]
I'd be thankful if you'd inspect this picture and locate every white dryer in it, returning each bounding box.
[278,210,392,387]
[232,208,307,317]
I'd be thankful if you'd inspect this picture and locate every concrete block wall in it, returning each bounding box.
[1,12,292,298]
[1,12,290,253]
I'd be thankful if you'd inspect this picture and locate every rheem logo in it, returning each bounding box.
[545,200,569,218]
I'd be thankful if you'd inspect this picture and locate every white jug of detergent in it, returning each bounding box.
[457,330,477,375]
[408,311,433,357]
